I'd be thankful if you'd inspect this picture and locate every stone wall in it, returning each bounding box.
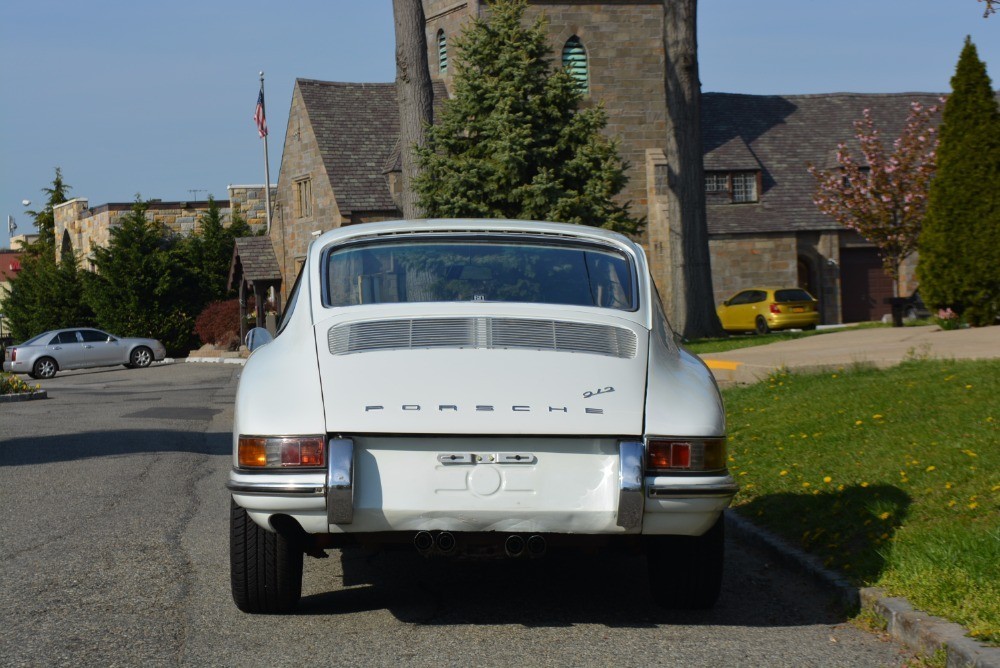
[709,233,798,303]
[53,185,274,267]
[271,82,341,294]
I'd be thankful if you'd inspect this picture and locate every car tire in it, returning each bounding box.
[30,357,58,380]
[129,346,153,369]
[646,514,724,609]
[803,324,817,331]
[230,498,303,614]
[755,316,771,335]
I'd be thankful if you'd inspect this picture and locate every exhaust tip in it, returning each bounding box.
[414,531,434,552]
[505,534,526,558]
[436,531,457,554]
[526,534,547,557]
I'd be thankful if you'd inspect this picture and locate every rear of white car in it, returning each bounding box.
[228,220,735,614]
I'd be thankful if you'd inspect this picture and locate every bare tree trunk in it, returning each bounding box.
[393,0,434,219]
[662,0,723,339]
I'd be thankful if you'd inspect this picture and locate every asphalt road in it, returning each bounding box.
[0,363,918,667]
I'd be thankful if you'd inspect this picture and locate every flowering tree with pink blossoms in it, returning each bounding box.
[808,102,940,298]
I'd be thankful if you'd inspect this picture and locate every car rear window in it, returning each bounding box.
[774,289,814,303]
[324,237,636,310]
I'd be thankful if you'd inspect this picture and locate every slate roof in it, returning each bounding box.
[230,236,282,289]
[297,79,449,215]
[702,92,946,236]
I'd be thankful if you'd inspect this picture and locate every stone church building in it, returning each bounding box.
[269,0,935,324]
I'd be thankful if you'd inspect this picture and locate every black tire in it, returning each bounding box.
[230,498,303,614]
[646,514,724,609]
[129,346,153,368]
[803,324,817,331]
[31,357,58,380]
[755,316,771,335]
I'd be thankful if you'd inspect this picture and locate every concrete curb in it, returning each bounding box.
[0,389,48,403]
[183,356,246,365]
[726,512,1000,667]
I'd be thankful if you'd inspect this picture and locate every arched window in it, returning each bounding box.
[437,30,448,75]
[562,36,588,94]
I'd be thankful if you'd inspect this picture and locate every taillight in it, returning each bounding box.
[645,438,727,473]
[10,348,16,361]
[238,436,326,468]
[769,303,781,314]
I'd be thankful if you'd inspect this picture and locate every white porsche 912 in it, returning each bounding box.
[228,219,736,613]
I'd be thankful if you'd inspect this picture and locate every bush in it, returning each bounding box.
[195,300,241,350]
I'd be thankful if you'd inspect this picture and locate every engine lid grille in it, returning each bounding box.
[327,317,638,359]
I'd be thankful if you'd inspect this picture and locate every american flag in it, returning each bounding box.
[254,88,268,138]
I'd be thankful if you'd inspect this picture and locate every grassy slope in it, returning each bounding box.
[723,359,999,642]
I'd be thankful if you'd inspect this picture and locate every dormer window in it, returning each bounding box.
[562,36,588,94]
[705,170,760,203]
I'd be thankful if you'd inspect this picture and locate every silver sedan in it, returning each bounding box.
[2,328,166,379]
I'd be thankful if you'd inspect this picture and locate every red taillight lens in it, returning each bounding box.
[238,436,326,468]
[769,303,781,314]
[10,348,16,361]
[646,438,727,473]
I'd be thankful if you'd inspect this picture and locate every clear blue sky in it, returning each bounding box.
[2,0,996,248]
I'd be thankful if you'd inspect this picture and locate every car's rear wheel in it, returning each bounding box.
[230,499,303,614]
[755,316,771,335]
[129,346,153,368]
[31,357,58,380]
[646,514,724,609]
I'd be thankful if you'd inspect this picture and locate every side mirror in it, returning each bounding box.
[245,327,273,352]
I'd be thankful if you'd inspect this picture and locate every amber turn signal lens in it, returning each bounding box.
[238,437,269,467]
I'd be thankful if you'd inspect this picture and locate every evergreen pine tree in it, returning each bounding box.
[918,37,1000,326]
[414,0,642,235]
[4,169,92,340]
[84,199,198,353]
[183,196,254,304]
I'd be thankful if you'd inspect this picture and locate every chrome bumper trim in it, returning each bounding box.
[616,440,644,529]
[326,438,355,525]
[226,480,326,495]
[647,483,739,499]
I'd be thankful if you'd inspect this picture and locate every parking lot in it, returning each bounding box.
[0,363,918,666]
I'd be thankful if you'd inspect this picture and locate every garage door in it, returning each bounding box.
[840,248,893,323]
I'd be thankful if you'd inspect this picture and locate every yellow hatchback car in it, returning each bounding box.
[717,287,820,334]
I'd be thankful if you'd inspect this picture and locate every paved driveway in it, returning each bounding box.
[701,325,1000,385]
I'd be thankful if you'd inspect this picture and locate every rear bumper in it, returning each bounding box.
[227,439,737,537]
[767,311,820,329]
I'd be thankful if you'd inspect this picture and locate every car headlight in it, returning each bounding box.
[644,437,727,474]
[237,435,326,469]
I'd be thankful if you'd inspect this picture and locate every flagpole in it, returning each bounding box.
[260,71,273,236]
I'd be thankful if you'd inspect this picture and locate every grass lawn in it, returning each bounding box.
[723,359,999,642]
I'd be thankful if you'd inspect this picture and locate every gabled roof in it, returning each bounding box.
[702,92,945,235]
[229,237,281,291]
[296,79,449,215]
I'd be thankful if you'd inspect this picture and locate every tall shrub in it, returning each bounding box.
[918,38,1000,326]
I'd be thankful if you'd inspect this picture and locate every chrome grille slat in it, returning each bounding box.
[328,318,637,359]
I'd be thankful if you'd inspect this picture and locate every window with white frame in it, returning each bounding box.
[705,170,759,203]
[732,172,758,203]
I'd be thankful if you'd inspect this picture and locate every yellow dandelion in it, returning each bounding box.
[925,465,936,472]
[965,385,972,389]
[969,502,979,510]
[879,512,891,520]
[802,482,811,488]
[831,374,838,378]
[945,482,953,489]
[948,500,957,507]
[823,476,832,483]
[873,414,883,419]
[855,420,864,426]
[780,470,788,476]
[739,471,748,476]
[861,481,869,488]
